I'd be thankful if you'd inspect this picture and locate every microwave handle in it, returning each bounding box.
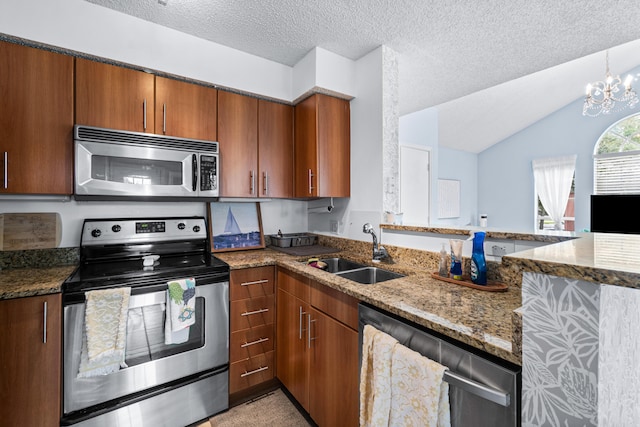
[192,154,198,192]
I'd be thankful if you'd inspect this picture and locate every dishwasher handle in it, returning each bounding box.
[443,370,510,407]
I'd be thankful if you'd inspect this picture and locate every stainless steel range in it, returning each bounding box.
[61,217,229,427]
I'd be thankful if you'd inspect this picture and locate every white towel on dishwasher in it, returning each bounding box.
[389,343,451,427]
[359,324,398,426]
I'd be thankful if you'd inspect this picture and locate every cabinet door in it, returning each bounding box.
[217,91,258,197]
[294,94,350,198]
[76,58,155,133]
[317,94,350,197]
[0,41,73,195]
[276,288,309,411]
[308,307,359,427]
[294,95,318,197]
[0,294,61,427]
[155,76,217,140]
[258,100,293,198]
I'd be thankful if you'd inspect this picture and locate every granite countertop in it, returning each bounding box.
[381,223,579,243]
[503,232,640,288]
[0,265,76,299]
[217,248,522,365]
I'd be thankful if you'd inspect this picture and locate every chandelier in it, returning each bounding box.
[583,50,639,117]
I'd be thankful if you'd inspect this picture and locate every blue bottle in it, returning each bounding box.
[470,231,487,285]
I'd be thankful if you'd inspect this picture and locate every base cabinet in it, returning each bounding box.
[276,268,359,426]
[0,293,61,427]
[229,266,276,396]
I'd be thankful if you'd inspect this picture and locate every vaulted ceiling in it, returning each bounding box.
[86,0,640,152]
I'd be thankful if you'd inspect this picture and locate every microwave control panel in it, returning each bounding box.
[200,155,218,191]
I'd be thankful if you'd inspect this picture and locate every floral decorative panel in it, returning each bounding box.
[521,272,599,427]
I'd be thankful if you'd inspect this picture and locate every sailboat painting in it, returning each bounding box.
[207,202,265,252]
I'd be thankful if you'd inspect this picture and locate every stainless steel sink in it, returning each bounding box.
[320,257,368,273]
[314,257,405,284]
[336,267,405,284]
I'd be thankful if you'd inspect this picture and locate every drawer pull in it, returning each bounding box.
[241,308,269,317]
[241,366,269,378]
[241,337,269,348]
[240,279,269,287]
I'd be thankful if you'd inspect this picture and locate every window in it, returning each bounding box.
[533,156,576,231]
[594,113,640,194]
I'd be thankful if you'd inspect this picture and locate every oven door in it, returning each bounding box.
[75,140,196,198]
[63,280,229,415]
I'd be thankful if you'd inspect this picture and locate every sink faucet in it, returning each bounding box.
[362,223,389,262]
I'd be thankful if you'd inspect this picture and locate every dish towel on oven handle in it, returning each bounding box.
[77,287,131,378]
[164,278,196,345]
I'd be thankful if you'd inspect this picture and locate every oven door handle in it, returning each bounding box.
[443,370,511,407]
[128,289,170,309]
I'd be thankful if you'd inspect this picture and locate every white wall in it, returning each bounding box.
[308,47,386,241]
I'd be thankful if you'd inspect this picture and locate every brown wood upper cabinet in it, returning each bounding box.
[75,58,155,133]
[76,59,217,139]
[294,94,350,198]
[218,92,293,198]
[0,41,73,195]
[155,76,217,140]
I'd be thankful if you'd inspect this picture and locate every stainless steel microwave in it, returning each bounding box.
[74,125,219,200]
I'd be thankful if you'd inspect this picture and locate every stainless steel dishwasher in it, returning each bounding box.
[359,303,520,427]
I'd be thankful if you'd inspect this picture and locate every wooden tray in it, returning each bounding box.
[430,272,508,292]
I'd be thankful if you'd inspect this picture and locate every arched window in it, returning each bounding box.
[594,113,640,194]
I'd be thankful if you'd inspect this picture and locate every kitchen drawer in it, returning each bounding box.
[310,280,360,331]
[277,268,310,301]
[229,351,275,394]
[230,266,275,301]
[230,323,275,363]
[230,295,275,332]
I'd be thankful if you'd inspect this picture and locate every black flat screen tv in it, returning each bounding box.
[590,194,640,234]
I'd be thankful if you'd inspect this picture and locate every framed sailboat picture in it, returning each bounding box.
[207,202,265,252]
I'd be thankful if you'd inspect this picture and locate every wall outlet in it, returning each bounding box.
[330,220,338,233]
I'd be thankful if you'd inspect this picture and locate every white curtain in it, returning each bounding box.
[532,155,576,230]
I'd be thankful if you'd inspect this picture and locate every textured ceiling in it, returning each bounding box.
[85,0,640,152]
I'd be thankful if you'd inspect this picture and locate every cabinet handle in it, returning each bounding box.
[163,103,167,134]
[240,279,269,287]
[308,169,314,195]
[143,98,147,130]
[240,366,268,378]
[299,306,307,340]
[263,171,269,196]
[241,308,269,317]
[241,337,269,348]
[3,152,7,189]
[250,170,255,195]
[43,301,47,344]
[307,314,316,348]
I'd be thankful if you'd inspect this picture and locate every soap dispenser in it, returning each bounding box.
[470,231,487,285]
[438,243,448,277]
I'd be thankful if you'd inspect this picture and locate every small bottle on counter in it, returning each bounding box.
[470,231,487,285]
[438,243,448,277]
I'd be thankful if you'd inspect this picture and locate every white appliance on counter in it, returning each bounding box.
[74,125,219,200]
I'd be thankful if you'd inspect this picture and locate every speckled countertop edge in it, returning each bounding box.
[217,247,522,365]
[0,265,76,299]
[381,223,579,243]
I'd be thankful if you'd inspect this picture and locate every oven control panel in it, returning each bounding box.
[81,217,207,245]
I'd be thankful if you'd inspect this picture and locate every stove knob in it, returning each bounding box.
[193,225,201,233]
[178,222,186,230]
[91,229,102,238]
[112,225,121,233]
